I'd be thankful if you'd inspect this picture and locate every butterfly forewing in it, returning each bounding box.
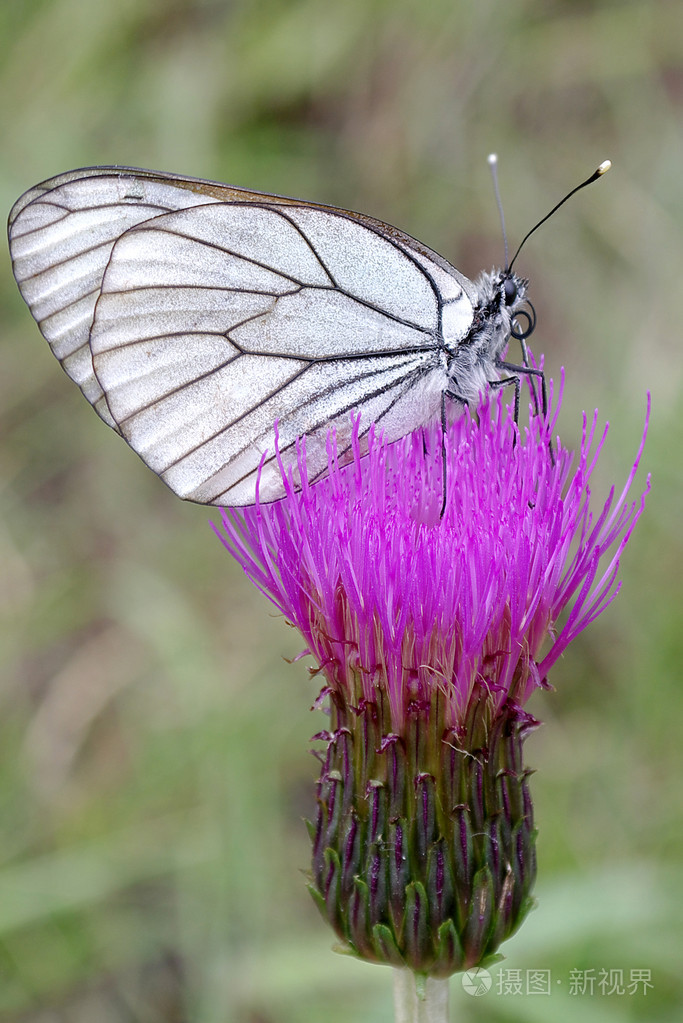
[8,166,475,504]
[8,169,227,427]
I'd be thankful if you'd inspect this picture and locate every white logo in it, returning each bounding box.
[462,968,493,996]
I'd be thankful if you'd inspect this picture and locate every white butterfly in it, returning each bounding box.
[7,161,608,505]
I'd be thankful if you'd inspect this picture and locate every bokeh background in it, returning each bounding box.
[1,1,681,1020]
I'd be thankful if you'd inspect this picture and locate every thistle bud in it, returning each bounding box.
[309,680,538,974]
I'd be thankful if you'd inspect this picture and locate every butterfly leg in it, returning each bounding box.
[492,360,554,464]
[488,372,521,423]
[516,336,539,416]
[494,358,548,419]
[439,385,469,516]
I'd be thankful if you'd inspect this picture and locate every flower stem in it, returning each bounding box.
[393,970,449,1023]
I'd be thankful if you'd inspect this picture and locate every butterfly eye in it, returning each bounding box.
[503,276,518,306]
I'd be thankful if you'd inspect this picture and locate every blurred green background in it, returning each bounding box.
[1,1,681,1020]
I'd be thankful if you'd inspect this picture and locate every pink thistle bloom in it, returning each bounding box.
[217,376,649,729]
[215,376,650,976]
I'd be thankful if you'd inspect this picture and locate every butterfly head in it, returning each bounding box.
[499,269,536,341]
[472,267,534,348]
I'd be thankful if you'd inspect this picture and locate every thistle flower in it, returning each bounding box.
[215,376,649,980]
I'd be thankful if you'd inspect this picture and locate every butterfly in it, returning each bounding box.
[7,160,609,505]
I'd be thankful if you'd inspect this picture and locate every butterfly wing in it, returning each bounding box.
[9,167,241,428]
[8,167,476,504]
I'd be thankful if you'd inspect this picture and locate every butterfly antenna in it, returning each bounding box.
[487,153,509,269]
[508,160,611,272]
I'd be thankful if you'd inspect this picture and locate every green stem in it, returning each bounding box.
[393,970,449,1023]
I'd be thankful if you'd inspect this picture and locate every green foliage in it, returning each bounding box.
[1,0,681,1019]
